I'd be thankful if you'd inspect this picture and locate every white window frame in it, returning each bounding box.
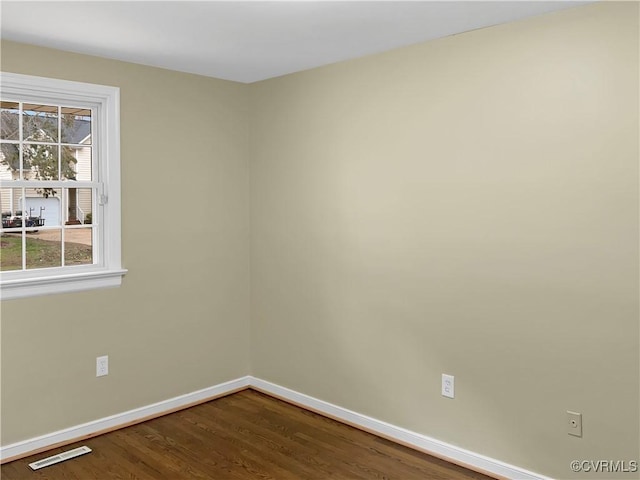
[0,72,126,299]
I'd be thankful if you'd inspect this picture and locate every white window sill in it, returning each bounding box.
[1,268,127,300]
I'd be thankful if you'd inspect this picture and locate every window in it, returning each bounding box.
[0,72,125,299]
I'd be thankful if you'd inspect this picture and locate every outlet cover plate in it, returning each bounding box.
[96,355,109,377]
[442,374,455,398]
[567,411,582,437]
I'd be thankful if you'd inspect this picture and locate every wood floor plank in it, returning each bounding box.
[191,400,335,479]
[1,389,496,480]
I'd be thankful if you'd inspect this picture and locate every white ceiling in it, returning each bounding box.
[1,1,590,84]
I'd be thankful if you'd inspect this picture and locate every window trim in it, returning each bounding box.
[0,72,126,299]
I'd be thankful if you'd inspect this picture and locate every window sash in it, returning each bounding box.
[2,99,97,182]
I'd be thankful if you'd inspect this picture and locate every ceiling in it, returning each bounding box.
[1,1,590,84]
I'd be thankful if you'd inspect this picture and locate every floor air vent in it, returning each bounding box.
[28,446,92,470]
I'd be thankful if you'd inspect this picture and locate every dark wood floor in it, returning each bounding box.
[2,389,494,479]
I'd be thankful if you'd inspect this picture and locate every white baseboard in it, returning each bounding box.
[250,377,552,480]
[1,375,551,480]
[0,376,251,463]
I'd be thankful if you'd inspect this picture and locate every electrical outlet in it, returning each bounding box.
[567,411,582,437]
[442,374,455,398]
[96,355,109,377]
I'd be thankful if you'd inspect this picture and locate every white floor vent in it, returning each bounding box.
[28,446,92,470]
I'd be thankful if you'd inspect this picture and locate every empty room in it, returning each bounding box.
[0,1,638,479]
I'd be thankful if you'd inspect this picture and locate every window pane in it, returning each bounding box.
[23,188,62,227]
[61,145,79,181]
[23,104,58,142]
[0,142,20,179]
[66,188,93,225]
[61,108,91,145]
[64,227,93,266]
[26,228,61,269]
[24,144,59,181]
[1,187,21,228]
[1,231,23,271]
[0,101,19,140]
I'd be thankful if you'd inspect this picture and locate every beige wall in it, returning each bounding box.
[0,41,251,444]
[249,3,639,479]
